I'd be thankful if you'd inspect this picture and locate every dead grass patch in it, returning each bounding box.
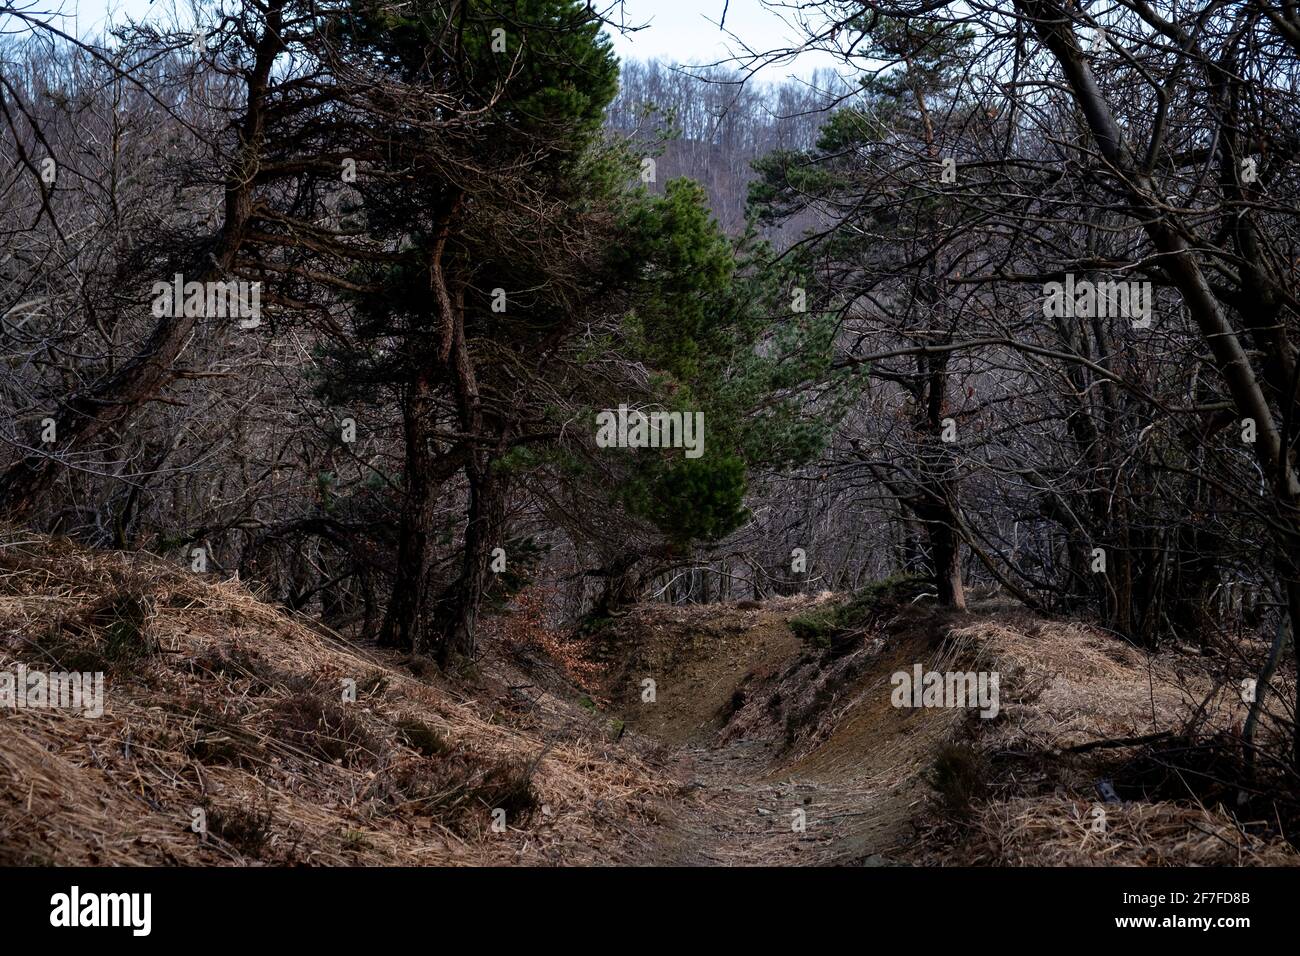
[0,528,670,865]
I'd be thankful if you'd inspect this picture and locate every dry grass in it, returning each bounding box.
[905,610,1300,866]
[943,796,1298,866]
[0,529,670,866]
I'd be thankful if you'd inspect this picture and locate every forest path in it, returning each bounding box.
[650,736,905,866]
[588,596,1297,868]
[600,598,933,866]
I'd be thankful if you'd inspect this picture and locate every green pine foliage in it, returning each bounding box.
[314,1,863,559]
[595,180,862,546]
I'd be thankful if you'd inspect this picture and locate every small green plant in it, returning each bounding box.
[340,829,371,850]
[788,604,840,648]
[790,573,928,648]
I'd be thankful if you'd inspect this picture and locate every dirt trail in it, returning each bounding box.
[597,596,1300,868]
[598,597,951,866]
[656,737,912,865]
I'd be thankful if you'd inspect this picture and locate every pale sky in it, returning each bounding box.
[601,0,844,79]
[16,0,841,79]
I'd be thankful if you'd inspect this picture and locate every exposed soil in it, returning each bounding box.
[596,596,957,865]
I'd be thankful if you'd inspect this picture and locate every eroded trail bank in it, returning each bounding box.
[593,594,1298,867]
[594,595,960,866]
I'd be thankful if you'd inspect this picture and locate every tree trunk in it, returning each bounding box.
[436,463,503,666]
[378,375,439,652]
[931,516,966,610]
[916,496,966,610]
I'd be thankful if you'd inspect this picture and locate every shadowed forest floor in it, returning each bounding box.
[2,532,1297,866]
